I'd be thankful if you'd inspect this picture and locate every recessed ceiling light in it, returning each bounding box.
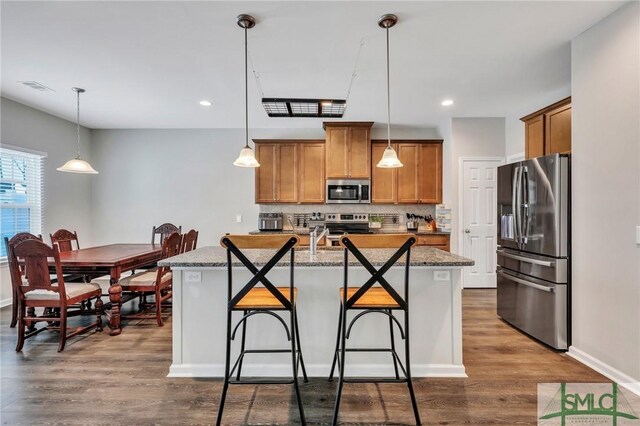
[441,99,454,106]
[199,100,212,106]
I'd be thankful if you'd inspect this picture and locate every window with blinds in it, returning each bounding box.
[0,146,45,257]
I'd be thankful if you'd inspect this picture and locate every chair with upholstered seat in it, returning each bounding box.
[50,229,80,252]
[180,229,198,253]
[118,232,181,326]
[152,223,181,245]
[216,234,307,426]
[49,229,93,284]
[8,238,103,352]
[329,233,421,425]
[4,233,43,328]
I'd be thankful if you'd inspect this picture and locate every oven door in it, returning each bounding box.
[326,181,361,203]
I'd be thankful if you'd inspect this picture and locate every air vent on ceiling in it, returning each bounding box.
[18,81,55,92]
[262,98,346,118]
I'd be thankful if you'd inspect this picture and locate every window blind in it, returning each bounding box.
[0,146,45,257]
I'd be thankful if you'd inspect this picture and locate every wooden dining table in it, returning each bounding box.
[55,244,162,335]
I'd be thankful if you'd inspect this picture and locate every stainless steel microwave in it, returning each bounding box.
[326,179,371,204]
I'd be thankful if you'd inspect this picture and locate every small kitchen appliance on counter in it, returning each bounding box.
[258,213,283,231]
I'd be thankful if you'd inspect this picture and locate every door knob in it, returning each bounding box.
[465,229,470,233]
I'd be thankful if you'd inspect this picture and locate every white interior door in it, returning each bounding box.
[461,159,502,288]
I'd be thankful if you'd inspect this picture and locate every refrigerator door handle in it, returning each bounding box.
[497,270,554,293]
[496,249,556,267]
[512,166,521,246]
[521,166,530,244]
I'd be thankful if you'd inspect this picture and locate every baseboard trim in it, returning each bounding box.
[168,363,467,378]
[568,346,640,396]
[0,297,12,308]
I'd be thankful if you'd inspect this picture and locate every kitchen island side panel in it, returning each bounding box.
[168,266,465,378]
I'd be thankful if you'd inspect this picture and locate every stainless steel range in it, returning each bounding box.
[325,213,371,235]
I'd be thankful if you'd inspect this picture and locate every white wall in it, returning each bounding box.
[89,126,441,247]
[449,118,506,254]
[0,97,94,305]
[570,1,640,386]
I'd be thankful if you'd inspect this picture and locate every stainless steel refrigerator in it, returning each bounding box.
[496,153,570,350]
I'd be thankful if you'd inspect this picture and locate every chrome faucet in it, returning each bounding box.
[310,226,329,255]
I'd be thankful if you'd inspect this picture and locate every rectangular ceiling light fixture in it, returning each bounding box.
[262,98,346,118]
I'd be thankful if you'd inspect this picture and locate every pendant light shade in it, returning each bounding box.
[57,87,98,174]
[233,147,260,167]
[57,157,99,174]
[377,145,403,168]
[233,14,260,168]
[376,14,403,169]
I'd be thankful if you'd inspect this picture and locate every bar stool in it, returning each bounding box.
[217,234,308,426]
[329,233,421,425]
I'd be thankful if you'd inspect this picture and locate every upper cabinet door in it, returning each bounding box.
[396,143,419,203]
[525,115,545,159]
[371,142,397,203]
[299,143,325,203]
[348,127,371,178]
[277,144,298,203]
[255,143,277,203]
[521,97,571,159]
[545,104,571,155]
[325,127,349,178]
[418,142,443,203]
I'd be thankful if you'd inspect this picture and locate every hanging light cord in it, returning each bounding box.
[76,90,81,158]
[385,26,391,148]
[244,26,249,149]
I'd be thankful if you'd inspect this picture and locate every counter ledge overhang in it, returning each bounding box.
[159,245,474,268]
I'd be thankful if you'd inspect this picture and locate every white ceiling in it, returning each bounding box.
[0,1,625,130]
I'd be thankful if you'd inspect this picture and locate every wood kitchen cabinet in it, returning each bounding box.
[522,97,571,159]
[254,140,325,204]
[372,140,442,204]
[298,142,325,203]
[323,122,373,179]
[371,142,397,203]
[255,142,298,203]
[415,234,450,252]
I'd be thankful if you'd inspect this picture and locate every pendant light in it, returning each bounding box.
[233,14,260,168]
[57,87,98,174]
[376,14,403,169]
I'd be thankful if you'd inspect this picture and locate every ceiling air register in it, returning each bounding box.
[262,98,346,118]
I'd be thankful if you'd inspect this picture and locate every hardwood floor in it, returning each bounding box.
[0,290,607,425]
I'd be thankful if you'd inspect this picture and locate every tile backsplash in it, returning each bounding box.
[260,204,437,231]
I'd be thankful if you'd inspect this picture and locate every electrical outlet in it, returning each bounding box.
[636,226,640,245]
[236,214,243,223]
[433,270,451,281]
[184,271,201,283]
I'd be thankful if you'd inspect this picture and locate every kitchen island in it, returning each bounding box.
[160,245,473,378]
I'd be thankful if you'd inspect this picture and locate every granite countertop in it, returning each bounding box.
[160,245,473,268]
[249,229,450,236]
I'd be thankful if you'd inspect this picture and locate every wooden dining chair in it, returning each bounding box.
[50,229,80,252]
[9,238,103,352]
[118,232,182,326]
[180,229,199,253]
[151,223,181,245]
[4,233,43,328]
[329,233,421,425]
[49,228,95,285]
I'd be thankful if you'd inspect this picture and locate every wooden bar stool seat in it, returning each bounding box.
[234,287,297,310]
[339,287,400,309]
